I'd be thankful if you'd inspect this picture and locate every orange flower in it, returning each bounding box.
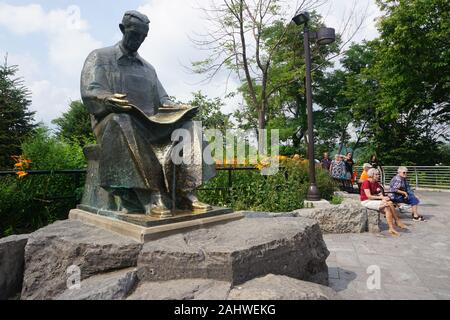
[16,171,28,178]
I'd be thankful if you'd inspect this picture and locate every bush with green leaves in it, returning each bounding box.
[0,127,87,236]
[198,160,336,212]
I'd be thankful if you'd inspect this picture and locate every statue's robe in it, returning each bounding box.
[80,43,215,197]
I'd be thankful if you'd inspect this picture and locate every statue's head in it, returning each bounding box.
[119,10,150,53]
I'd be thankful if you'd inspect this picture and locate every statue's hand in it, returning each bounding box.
[178,104,191,110]
[161,101,176,108]
[162,102,191,110]
[105,93,132,112]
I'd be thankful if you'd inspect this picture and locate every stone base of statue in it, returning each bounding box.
[12,215,332,300]
[69,207,243,243]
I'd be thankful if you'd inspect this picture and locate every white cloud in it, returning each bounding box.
[0,3,102,125]
[0,50,79,128]
[318,0,380,44]
[137,0,241,111]
[0,51,40,83]
[135,0,381,116]
[28,80,77,126]
[0,3,46,35]
[0,1,382,127]
[0,3,101,75]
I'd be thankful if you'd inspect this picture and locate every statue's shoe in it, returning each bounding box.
[191,200,212,212]
[143,191,173,218]
[150,204,173,218]
[175,192,212,213]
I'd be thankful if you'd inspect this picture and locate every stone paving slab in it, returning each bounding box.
[323,191,450,300]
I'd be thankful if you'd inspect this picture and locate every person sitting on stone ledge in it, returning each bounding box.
[360,168,407,236]
[389,166,425,222]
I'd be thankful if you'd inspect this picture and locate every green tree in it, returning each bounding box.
[232,12,340,154]
[22,126,87,170]
[52,100,95,146]
[375,0,449,120]
[190,91,232,131]
[0,126,87,236]
[338,0,450,165]
[0,58,35,169]
[192,0,324,132]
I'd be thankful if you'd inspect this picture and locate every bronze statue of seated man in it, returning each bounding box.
[80,10,214,217]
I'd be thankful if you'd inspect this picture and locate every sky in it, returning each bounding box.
[0,0,381,128]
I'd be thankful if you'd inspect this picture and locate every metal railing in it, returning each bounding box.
[2,165,449,200]
[0,169,86,201]
[355,166,450,190]
[0,167,260,201]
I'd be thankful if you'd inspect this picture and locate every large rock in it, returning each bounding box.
[293,202,368,234]
[0,234,29,299]
[228,274,341,300]
[367,209,381,233]
[137,217,329,286]
[242,197,380,234]
[127,274,340,300]
[241,211,296,218]
[21,220,142,300]
[127,279,231,300]
[55,268,137,300]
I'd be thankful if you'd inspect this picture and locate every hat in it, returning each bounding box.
[363,163,372,169]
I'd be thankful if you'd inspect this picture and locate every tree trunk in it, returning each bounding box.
[257,107,266,154]
[337,130,346,155]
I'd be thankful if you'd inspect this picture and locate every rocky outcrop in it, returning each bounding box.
[228,274,341,300]
[18,215,332,299]
[136,217,329,286]
[21,220,142,300]
[366,209,381,233]
[0,234,29,299]
[126,274,341,300]
[243,197,380,234]
[127,279,231,300]
[55,268,138,300]
[293,202,369,234]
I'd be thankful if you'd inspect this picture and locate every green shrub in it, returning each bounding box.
[331,195,344,205]
[198,160,336,212]
[0,127,87,236]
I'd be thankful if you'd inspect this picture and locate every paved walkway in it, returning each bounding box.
[323,191,450,300]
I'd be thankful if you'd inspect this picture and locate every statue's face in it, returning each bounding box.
[121,23,149,53]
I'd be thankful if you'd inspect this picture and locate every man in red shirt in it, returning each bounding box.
[360,168,407,236]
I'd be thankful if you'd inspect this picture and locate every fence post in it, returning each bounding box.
[228,169,232,201]
[414,167,419,189]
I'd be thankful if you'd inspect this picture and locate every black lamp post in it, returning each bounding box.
[292,11,335,201]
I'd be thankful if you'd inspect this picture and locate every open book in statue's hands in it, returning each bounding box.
[127,103,199,125]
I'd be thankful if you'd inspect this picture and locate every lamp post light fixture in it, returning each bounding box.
[292,11,335,201]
